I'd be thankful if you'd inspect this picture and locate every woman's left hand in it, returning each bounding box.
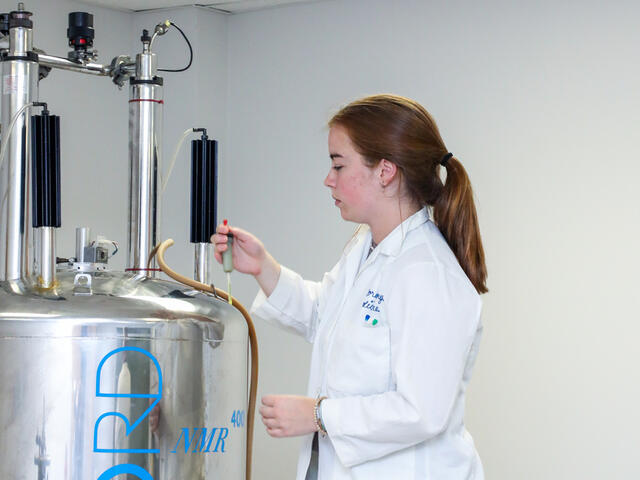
[259,395,317,438]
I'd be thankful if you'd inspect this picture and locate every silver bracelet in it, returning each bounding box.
[314,396,328,437]
[318,398,326,432]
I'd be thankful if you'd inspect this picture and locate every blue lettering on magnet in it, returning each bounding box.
[171,427,229,454]
[94,346,162,454]
[231,410,245,428]
[97,464,153,480]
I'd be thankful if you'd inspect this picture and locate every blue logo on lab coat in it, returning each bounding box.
[362,289,384,313]
[364,314,379,326]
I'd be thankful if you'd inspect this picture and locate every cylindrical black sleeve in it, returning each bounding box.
[31,113,61,228]
[190,138,218,243]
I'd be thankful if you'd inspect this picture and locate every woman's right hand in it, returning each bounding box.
[212,223,266,276]
[212,222,281,296]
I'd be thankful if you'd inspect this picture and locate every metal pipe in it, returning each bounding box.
[75,227,90,262]
[34,226,55,288]
[37,54,111,76]
[9,22,31,55]
[0,25,38,281]
[136,53,156,81]
[194,242,212,285]
[126,51,162,276]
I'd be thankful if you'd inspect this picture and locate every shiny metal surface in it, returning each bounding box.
[150,21,170,51]
[0,12,250,479]
[127,80,162,275]
[33,226,55,288]
[194,242,213,285]
[0,270,248,479]
[137,51,157,81]
[0,42,39,281]
[9,24,32,56]
[76,226,91,262]
[38,54,111,76]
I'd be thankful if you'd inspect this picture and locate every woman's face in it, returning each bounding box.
[325,125,379,223]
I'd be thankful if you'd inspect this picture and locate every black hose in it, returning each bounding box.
[158,21,193,73]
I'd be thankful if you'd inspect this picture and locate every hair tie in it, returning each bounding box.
[440,152,453,167]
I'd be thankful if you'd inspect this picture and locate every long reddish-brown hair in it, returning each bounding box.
[329,94,488,294]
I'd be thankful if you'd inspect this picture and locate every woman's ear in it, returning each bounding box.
[378,159,398,187]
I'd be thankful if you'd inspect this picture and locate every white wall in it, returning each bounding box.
[13,0,640,478]
[226,0,640,478]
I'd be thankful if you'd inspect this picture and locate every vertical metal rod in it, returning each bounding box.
[127,50,162,276]
[0,24,38,281]
[9,21,30,56]
[34,226,55,288]
[75,227,90,262]
[194,242,212,285]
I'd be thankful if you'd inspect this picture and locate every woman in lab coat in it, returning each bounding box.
[213,94,488,479]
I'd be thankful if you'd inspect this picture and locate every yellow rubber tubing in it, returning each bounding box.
[154,239,258,480]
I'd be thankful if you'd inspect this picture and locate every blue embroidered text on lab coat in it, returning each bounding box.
[362,290,385,312]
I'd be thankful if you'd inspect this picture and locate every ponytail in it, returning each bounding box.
[434,156,487,293]
[330,94,488,294]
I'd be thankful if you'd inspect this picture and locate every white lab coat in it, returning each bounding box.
[251,207,484,479]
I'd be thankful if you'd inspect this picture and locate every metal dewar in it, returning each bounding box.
[0,271,248,479]
[0,4,250,479]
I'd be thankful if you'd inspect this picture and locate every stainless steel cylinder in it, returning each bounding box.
[194,242,213,285]
[0,271,249,479]
[76,226,91,262]
[33,226,55,288]
[136,50,157,81]
[9,23,32,56]
[0,27,38,281]
[127,63,162,276]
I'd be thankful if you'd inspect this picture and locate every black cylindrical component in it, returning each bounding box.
[8,9,32,29]
[0,14,10,35]
[31,112,61,228]
[67,12,94,49]
[190,137,218,244]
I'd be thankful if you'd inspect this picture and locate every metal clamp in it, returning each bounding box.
[73,273,92,296]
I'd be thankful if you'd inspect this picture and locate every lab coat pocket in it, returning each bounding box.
[326,321,391,396]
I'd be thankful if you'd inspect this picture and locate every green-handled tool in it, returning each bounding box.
[222,221,233,305]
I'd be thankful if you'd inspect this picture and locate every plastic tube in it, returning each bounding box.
[154,239,258,480]
[161,127,193,193]
[0,102,36,173]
